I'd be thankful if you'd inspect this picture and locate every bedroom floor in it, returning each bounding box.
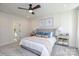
[0,42,37,56]
[52,44,79,56]
[0,42,79,56]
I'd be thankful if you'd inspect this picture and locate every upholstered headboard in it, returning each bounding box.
[34,29,56,38]
[36,29,56,32]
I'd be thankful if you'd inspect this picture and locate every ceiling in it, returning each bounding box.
[0,3,79,18]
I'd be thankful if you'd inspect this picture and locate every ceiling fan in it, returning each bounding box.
[18,4,41,15]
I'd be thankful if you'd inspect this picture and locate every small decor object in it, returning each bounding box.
[14,28,18,37]
[14,28,16,33]
[13,28,18,42]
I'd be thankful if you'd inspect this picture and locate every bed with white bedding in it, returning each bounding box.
[19,29,56,56]
[20,36,56,56]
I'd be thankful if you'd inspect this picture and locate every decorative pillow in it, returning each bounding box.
[35,31,55,38]
[36,32,42,35]
[41,32,55,38]
[36,34,42,37]
[41,35,49,38]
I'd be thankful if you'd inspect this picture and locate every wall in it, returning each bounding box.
[67,9,79,48]
[71,9,78,48]
[0,11,29,46]
[30,10,76,47]
[72,8,79,49]
[29,19,39,32]
[13,16,30,38]
[55,10,77,48]
[77,10,79,49]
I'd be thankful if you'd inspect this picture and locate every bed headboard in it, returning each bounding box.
[36,29,56,32]
[34,29,56,38]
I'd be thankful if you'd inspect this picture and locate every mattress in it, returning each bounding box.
[19,36,56,56]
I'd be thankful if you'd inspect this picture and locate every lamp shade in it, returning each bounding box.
[58,27,63,32]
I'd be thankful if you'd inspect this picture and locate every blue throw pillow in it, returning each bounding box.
[36,32,55,38]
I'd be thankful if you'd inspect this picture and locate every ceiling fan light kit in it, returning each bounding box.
[29,10,33,13]
[18,4,41,15]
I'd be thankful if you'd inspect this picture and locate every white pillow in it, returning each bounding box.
[36,34,41,37]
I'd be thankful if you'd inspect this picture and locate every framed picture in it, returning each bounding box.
[39,17,53,29]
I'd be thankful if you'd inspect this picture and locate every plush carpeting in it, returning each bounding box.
[52,44,79,56]
[0,42,37,56]
[0,42,78,56]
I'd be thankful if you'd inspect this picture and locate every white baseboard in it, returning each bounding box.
[0,40,15,47]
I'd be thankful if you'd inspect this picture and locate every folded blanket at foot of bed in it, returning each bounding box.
[21,45,41,56]
[19,36,56,56]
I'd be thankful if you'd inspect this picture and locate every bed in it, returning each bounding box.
[19,29,56,56]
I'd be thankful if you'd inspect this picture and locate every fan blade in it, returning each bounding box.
[32,5,40,10]
[32,12,35,15]
[18,7,28,10]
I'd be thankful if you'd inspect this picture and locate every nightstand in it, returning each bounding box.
[56,34,69,46]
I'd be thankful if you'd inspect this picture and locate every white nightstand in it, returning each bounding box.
[56,34,69,46]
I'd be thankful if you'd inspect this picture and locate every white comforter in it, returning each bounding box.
[19,36,56,56]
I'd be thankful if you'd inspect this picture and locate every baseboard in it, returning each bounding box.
[68,45,78,49]
[0,40,15,47]
[56,43,78,49]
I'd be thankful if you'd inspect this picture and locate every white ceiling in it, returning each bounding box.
[0,3,79,18]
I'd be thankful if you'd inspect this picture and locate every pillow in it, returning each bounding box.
[36,34,42,37]
[41,35,49,38]
[35,32,55,38]
[41,32,55,38]
[50,32,55,37]
[36,32,42,35]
